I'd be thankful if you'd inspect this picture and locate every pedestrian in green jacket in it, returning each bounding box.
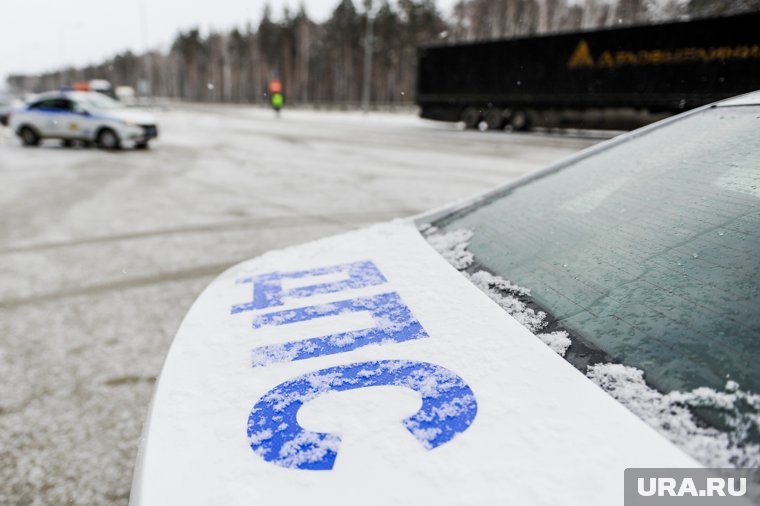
[272,93,283,118]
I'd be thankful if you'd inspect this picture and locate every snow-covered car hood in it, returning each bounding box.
[130,219,696,506]
[99,108,156,125]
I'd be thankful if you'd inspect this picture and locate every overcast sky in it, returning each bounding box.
[1,0,458,85]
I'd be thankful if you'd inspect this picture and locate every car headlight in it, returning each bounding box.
[123,120,139,128]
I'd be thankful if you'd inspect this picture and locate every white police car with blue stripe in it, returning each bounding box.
[9,90,157,149]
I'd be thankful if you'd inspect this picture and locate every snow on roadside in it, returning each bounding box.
[422,226,760,467]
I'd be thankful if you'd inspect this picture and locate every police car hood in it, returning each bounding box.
[130,219,696,506]
[103,108,156,124]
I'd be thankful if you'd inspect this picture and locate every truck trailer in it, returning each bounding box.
[416,13,760,130]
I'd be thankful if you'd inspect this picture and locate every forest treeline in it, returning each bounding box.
[7,0,759,105]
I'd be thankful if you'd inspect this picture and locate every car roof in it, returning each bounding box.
[30,90,97,102]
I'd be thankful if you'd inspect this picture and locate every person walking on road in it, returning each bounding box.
[269,79,284,118]
[272,92,283,118]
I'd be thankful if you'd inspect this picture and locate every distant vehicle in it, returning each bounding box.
[73,79,116,99]
[115,85,137,105]
[9,90,158,149]
[417,13,760,130]
[0,96,22,126]
[130,92,760,505]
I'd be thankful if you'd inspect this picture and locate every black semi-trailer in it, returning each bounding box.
[416,13,760,130]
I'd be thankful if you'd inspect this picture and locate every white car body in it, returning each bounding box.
[129,220,697,506]
[9,90,157,148]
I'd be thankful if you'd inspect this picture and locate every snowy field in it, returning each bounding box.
[0,104,602,505]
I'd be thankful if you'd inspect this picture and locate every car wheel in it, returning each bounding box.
[461,107,482,130]
[19,126,40,147]
[484,108,506,130]
[96,128,121,150]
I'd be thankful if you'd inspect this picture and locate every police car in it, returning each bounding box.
[130,92,760,505]
[9,90,158,149]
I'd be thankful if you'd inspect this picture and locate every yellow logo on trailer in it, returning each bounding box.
[567,39,760,69]
[567,40,594,69]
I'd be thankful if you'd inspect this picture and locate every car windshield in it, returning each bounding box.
[431,105,760,463]
[83,93,122,110]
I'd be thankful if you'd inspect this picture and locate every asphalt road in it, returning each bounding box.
[0,104,602,505]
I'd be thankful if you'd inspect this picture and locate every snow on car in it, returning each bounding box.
[9,90,158,149]
[129,92,760,505]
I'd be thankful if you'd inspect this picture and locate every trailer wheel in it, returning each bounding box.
[461,107,481,129]
[484,108,506,130]
[509,109,531,131]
